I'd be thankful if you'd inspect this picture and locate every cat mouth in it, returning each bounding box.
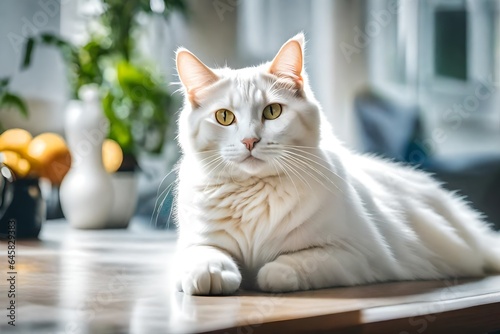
[241,155,264,164]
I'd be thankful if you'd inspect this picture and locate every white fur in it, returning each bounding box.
[173,34,500,295]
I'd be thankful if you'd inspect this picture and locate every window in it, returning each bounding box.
[434,9,468,81]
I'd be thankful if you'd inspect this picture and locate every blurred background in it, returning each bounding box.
[1,0,499,232]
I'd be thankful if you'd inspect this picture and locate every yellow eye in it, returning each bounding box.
[263,103,282,120]
[215,109,235,126]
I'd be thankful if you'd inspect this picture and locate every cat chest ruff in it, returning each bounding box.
[198,177,306,229]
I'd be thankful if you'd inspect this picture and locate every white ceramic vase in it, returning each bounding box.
[108,172,138,228]
[60,86,114,229]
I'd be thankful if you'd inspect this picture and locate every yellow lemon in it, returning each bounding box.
[0,150,31,178]
[102,139,123,173]
[27,133,71,185]
[0,128,32,157]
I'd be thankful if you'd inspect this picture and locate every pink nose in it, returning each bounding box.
[241,137,260,151]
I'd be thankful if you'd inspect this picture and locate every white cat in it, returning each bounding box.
[173,33,500,295]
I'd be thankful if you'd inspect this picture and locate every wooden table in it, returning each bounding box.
[1,219,500,334]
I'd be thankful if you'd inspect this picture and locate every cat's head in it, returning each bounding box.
[176,33,321,178]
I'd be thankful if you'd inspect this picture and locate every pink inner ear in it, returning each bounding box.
[269,40,303,85]
[177,50,218,96]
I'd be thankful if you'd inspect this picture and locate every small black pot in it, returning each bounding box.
[0,166,45,239]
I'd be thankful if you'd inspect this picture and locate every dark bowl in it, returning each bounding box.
[0,165,45,239]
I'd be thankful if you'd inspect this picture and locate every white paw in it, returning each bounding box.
[177,261,241,295]
[257,262,301,292]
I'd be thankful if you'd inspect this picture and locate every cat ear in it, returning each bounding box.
[176,48,219,101]
[269,33,304,87]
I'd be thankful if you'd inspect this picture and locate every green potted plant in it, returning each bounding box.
[22,0,187,226]
[23,0,186,160]
[0,78,28,131]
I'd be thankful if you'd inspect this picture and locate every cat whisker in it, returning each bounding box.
[152,163,182,227]
[155,163,180,202]
[193,152,223,164]
[288,150,346,186]
[194,155,225,193]
[288,157,338,194]
[280,145,336,165]
[282,154,325,187]
[203,157,227,192]
[194,149,220,155]
[280,146,340,166]
[280,144,321,149]
[151,178,178,228]
[228,161,238,184]
[281,154,327,191]
[197,158,225,189]
[281,153,340,196]
[277,156,312,194]
[270,158,284,191]
[216,160,231,186]
[283,158,314,192]
[282,146,347,185]
[282,150,343,193]
[199,155,223,170]
[275,157,301,204]
[164,184,178,230]
[197,154,223,167]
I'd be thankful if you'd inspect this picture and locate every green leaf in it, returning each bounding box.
[41,33,57,44]
[0,78,10,89]
[109,122,134,154]
[40,33,71,48]
[117,61,153,87]
[116,61,158,103]
[163,0,188,17]
[1,93,28,118]
[22,37,35,69]
[102,90,135,154]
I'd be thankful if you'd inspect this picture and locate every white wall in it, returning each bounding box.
[0,0,68,135]
[316,0,368,149]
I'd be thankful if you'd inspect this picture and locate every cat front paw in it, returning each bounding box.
[177,261,242,295]
[257,262,301,292]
